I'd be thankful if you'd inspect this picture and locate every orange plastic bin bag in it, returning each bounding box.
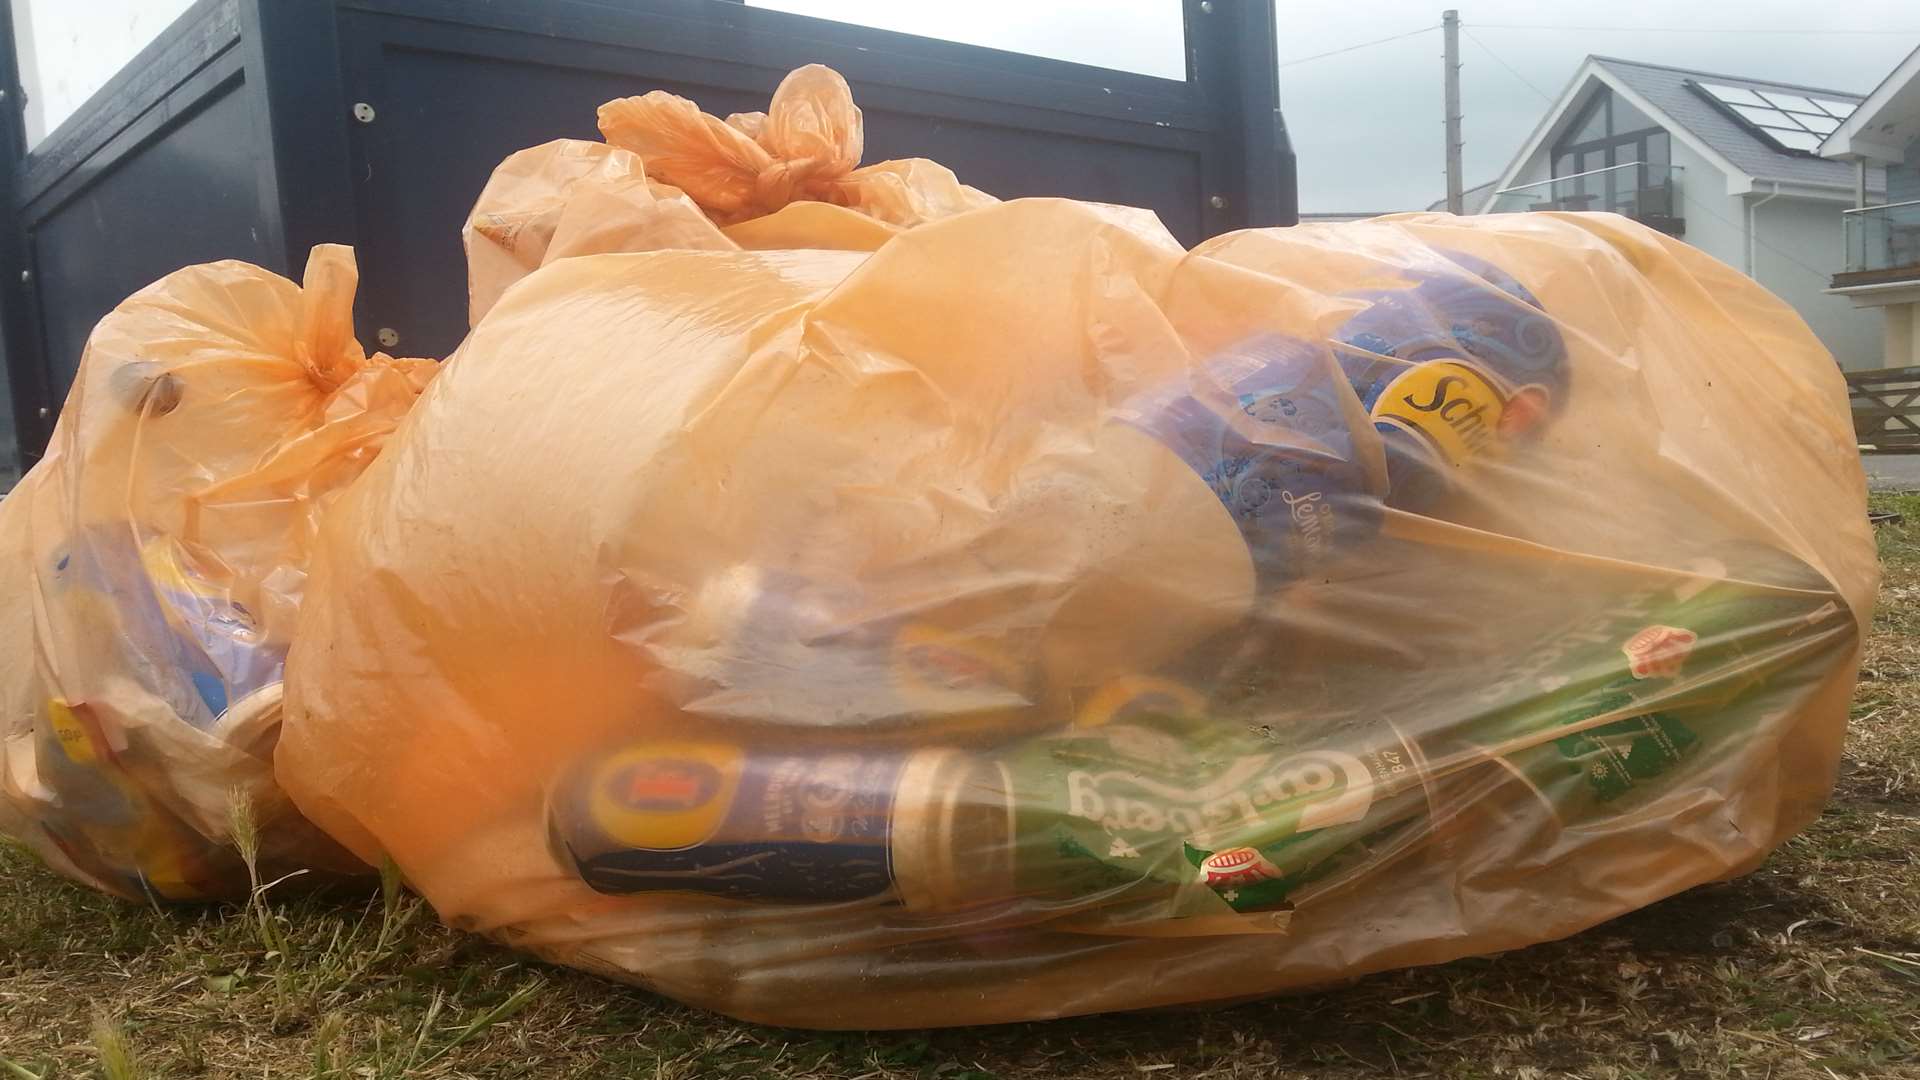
[596,64,993,232]
[278,202,1872,1028]
[464,65,995,329]
[463,139,734,327]
[0,246,433,901]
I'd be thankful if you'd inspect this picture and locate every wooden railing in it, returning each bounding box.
[1846,366,1920,454]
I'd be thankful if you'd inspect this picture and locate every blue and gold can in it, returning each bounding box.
[551,742,1015,909]
[553,741,903,902]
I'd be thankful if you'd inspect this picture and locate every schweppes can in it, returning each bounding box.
[549,741,1015,909]
[1333,349,1551,513]
[1116,334,1381,585]
[1332,250,1568,511]
[1357,359,1531,466]
[1335,250,1569,405]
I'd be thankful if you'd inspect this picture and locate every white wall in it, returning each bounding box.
[10,0,198,146]
[1751,196,1880,370]
[1493,133,1875,369]
[1668,137,1746,270]
[1501,148,1552,200]
[1882,303,1920,369]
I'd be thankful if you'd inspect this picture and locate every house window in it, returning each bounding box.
[1548,87,1673,219]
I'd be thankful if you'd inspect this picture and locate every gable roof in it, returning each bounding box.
[1592,57,1868,191]
[1820,43,1920,162]
[1485,55,1881,204]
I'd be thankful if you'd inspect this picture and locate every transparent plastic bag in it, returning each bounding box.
[277,200,1873,1027]
[0,246,433,901]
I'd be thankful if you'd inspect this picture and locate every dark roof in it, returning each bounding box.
[1592,56,1877,190]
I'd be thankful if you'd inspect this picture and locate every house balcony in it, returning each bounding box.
[1487,161,1685,236]
[1833,200,1920,292]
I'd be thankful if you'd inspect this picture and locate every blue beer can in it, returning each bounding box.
[553,741,907,902]
[1118,335,1380,585]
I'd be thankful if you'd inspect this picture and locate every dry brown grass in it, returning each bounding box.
[1,496,1916,1079]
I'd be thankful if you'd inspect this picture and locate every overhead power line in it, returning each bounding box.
[1474,23,1920,35]
[1279,25,1437,68]
[1463,27,1555,104]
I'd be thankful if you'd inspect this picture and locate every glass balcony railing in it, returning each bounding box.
[1840,200,1920,280]
[1487,162,1684,234]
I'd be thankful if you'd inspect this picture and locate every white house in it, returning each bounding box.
[1471,56,1882,370]
[1819,44,1920,371]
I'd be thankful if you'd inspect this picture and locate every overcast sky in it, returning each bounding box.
[9,0,197,144]
[19,0,1920,213]
[754,0,1920,212]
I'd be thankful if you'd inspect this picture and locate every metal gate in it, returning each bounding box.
[0,0,1295,475]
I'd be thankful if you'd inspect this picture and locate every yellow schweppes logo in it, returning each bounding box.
[586,742,744,850]
[1372,360,1506,467]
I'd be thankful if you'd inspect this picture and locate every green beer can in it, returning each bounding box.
[548,545,1853,937]
[990,544,1856,933]
[1451,544,1855,822]
[993,715,1432,934]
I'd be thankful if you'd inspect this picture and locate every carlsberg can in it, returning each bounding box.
[548,720,1425,929]
[1451,545,1856,822]
[994,716,1431,930]
[552,547,1851,928]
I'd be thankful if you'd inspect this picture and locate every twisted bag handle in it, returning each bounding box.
[598,65,863,224]
[292,244,369,391]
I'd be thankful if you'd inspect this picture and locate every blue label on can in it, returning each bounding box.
[50,527,284,727]
[1119,336,1376,580]
[561,743,907,902]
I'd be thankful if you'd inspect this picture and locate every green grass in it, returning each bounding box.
[1,498,1916,1078]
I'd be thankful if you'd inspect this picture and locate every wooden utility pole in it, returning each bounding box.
[1443,9,1463,213]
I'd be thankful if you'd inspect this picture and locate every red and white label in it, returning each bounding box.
[1199,846,1282,890]
[1622,625,1698,680]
